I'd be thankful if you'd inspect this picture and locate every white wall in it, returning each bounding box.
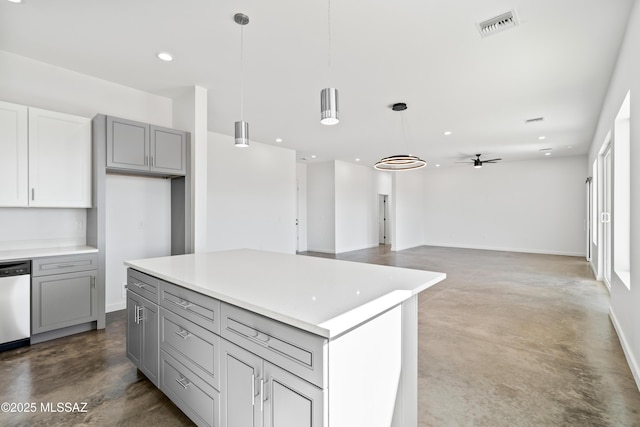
[392,170,425,251]
[105,175,171,312]
[307,162,336,253]
[335,161,379,253]
[296,163,308,252]
[0,50,174,313]
[587,0,640,390]
[206,132,297,254]
[422,157,587,256]
[0,208,86,250]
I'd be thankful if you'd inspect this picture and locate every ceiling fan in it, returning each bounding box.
[457,154,502,168]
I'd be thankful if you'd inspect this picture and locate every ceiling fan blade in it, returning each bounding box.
[483,158,502,162]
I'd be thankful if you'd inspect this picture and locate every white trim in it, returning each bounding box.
[421,242,585,257]
[106,301,126,313]
[609,307,640,392]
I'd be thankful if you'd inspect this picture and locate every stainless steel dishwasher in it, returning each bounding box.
[0,260,31,352]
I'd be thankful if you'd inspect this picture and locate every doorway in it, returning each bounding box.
[585,177,592,262]
[602,144,612,290]
[378,194,389,245]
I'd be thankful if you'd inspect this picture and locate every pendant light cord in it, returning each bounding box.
[327,0,332,87]
[240,24,244,121]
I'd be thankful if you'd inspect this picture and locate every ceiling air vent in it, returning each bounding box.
[477,10,519,37]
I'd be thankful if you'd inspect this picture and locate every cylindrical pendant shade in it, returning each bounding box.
[235,120,249,147]
[320,88,339,125]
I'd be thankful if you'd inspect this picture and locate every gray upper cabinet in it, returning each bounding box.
[106,116,187,176]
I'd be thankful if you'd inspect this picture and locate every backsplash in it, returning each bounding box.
[0,208,87,250]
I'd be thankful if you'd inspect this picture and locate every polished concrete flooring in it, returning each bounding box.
[1,246,639,426]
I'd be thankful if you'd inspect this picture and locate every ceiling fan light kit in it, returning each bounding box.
[457,154,502,168]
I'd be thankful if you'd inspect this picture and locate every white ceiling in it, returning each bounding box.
[0,0,634,168]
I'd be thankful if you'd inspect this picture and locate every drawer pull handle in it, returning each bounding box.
[176,300,193,310]
[57,263,75,268]
[255,332,271,344]
[175,377,191,389]
[131,282,148,289]
[174,329,192,339]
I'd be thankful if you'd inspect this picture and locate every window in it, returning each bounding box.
[614,90,630,289]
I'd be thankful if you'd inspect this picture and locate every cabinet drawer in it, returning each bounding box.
[127,269,160,304]
[32,253,98,277]
[221,302,327,388]
[160,350,220,427]
[160,308,220,389]
[160,282,220,334]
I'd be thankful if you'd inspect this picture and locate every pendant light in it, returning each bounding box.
[234,13,250,147]
[320,0,339,125]
[374,103,426,171]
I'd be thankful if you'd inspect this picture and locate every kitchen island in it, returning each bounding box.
[125,249,445,427]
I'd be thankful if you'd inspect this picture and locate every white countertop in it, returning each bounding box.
[125,249,446,338]
[0,246,98,262]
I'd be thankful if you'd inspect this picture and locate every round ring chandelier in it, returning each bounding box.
[374,103,426,171]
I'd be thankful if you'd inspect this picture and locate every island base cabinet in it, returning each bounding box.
[221,339,324,427]
[126,290,159,387]
[160,350,220,427]
[263,362,324,427]
[220,340,263,427]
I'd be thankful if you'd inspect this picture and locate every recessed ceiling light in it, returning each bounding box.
[545,152,551,156]
[435,164,441,167]
[538,136,546,140]
[443,131,452,136]
[275,138,283,143]
[311,155,317,158]
[156,52,174,62]
[7,0,22,3]
[355,158,360,162]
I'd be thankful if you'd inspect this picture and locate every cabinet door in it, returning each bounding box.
[28,108,91,207]
[150,125,187,175]
[263,362,324,427]
[140,296,159,386]
[221,340,263,427]
[106,116,149,172]
[127,291,143,368]
[126,290,159,387]
[32,270,98,334]
[0,101,28,207]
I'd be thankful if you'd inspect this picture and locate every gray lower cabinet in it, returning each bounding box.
[126,290,159,387]
[220,339,263,427]
[220,336,324,427]
[106,116,187,176]
[263,361,324,427]
[128,269,325,427]
[31,254,98,336]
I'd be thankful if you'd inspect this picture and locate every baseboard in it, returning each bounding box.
[422,242,585,257]
[106,301,126,313]
[609,307,640,392]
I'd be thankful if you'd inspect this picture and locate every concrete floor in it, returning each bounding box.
[1,245,639,426]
